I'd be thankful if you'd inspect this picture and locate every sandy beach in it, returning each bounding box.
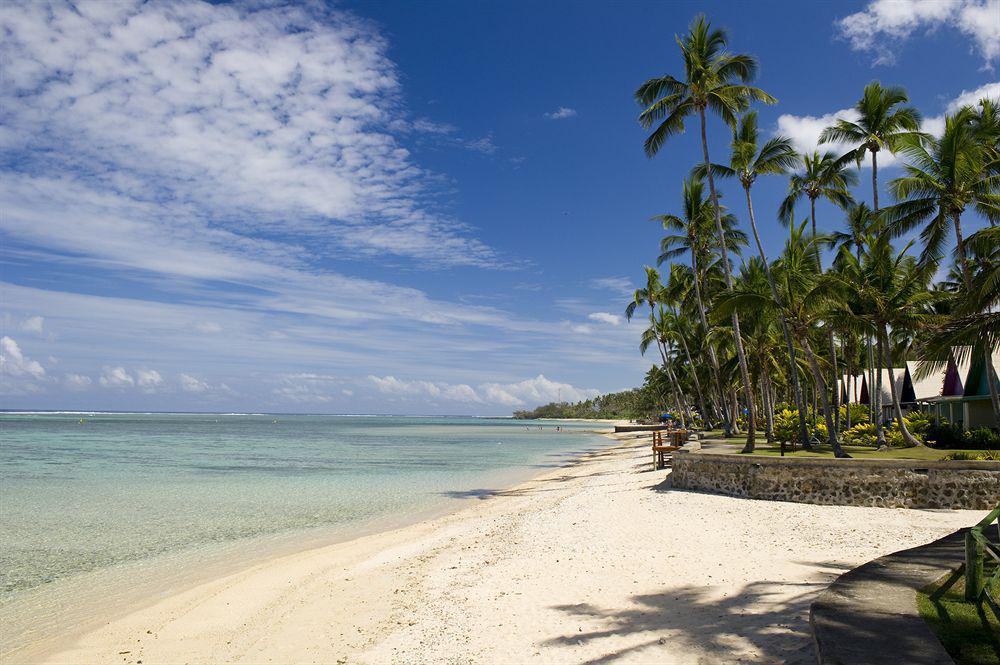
[42,430,982,665]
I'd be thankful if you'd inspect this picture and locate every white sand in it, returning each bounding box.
[43,432,982,664]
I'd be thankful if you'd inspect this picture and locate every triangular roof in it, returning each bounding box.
[859,369,907,406]
[963,347,1000,398]
[905,360,947,401]
[942,346,973,397]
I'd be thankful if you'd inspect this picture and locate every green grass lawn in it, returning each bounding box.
[696,430,990,460]
[918,572,1000,665]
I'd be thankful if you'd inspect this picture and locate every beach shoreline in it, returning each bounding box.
[4,422,626,664]
[31,428,984,664]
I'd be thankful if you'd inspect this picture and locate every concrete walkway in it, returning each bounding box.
[810,528,965,664]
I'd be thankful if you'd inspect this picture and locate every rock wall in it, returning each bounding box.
[670,452,1000,509]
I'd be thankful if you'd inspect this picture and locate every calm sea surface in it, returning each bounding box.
[0,413,608,657]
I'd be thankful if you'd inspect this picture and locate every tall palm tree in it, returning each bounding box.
[702,111,810,446]
[655,176,746,434]
[778,151,857,239]
[885,106,1000,288]
[640,309,691,427]
[833,236,937,446]
[716,221,851,457]
[662,264,712,425]
[819,80,924,212]
[635,15,775,450]
[778,151,856,433]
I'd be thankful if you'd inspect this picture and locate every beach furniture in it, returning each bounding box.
[652,429,687,470]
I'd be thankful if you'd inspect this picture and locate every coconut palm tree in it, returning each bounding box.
[635,13,775,450]
[655,175,746,435]
[700,111,810,446]
[833,236,937,446]
[778,151,857,239]
[661,264,712,426]
[716,221,851,456]
[819,81,924,212]
[885,106,1000,288]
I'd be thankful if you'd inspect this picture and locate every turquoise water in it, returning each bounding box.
[0,413,606,655]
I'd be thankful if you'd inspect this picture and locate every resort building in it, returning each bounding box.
[913,348,999,429]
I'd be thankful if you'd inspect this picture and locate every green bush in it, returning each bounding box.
[903,410,934,435]
[773,408,800,443]
[839,405,870,426]
[926,422,968,448]
[965,427,1000,450]
[842,422,878,447]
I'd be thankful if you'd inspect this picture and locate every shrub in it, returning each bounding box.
[839,405,870,426]
[842,422,878,447]
[964,427,1000,450]
[773,408,800,443]
[944,450,1000,461]
[926,422,968,449]
[903,410,934,436]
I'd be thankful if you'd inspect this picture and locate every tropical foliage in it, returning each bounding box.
[622,14,999,452]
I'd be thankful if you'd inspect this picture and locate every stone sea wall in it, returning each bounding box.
[670,451,1000,509]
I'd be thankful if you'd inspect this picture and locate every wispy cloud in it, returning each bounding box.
[836,0,999,67]
[0,0,502,268]
[369,373,598,407]
[544,107,578,120]
[588,312,622,326]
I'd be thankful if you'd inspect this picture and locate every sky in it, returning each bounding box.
[1,0,997,414]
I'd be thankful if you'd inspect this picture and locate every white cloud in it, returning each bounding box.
[367,373,597,407]
[0,336,46,379]
[20,316,44,333]
[179,373,210,393]
[479,374,599,407]
[99,366,135,388]
[588,312,622,326]
[836,0,999,67]
[589,276,634,297]
[776,108,861,157]
[570,324,594,335]
[464,135,498,154]
[136,368,163,389]
[544,106,578,120]
[64,373,92,390]
[924,81,1000,135]
[0,0,502,268]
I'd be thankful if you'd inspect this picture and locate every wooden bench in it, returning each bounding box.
[651,429,688,470]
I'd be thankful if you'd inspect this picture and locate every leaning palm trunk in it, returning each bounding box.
[880,329,922,447]
[742,187,811,447]
[689,252,731,433]
[666,363,692,427]
[672,305,710,428]
[653,333,687,429]
[760,370,775,443]
[698,106,756,451]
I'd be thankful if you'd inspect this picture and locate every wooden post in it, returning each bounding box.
[966,530,984,601]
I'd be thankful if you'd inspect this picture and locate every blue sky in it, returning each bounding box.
[1,0,997,414]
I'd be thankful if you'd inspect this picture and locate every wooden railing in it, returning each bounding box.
[965,504,1000,620]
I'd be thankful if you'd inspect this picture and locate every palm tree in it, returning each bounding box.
[833,236,937,446]
[635,14,775,451]
[662,264,712,426]
[702,111,810,447]
[885,106,1000,289]
[655,175,746,434]
[831,203,877,260]
[778,150,857,432]
[640,309,691,427]
[778,151,857,239]
[625,266,665,323]
[716,221,851,456]
[819,81,924,212]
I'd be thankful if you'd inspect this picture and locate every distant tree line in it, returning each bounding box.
[513,367,672,420]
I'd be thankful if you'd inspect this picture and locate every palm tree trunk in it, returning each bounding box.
[953,212,974,291]
[872,332,887,447]
[671,305,709,429]
[880,327,922,447]
[761,369,775,443]
[698,105,756,452]
[845,352,853,429]
[809,196,841,434]
[689,250,730,434]
[871,151,879,212]
[797,329,849,457]
[743,186,811,448]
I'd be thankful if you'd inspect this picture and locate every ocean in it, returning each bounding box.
[0,412,608,657]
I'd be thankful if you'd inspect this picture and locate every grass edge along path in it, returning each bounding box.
[918,572,1000,665]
